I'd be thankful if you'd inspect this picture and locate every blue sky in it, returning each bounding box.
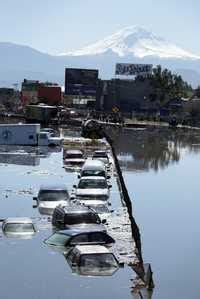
[1,0,200,55]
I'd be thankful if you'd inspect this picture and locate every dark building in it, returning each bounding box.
[96,78,154,113]
[65,68,98,97]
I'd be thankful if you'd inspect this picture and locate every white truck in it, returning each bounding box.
[0,124,62,146]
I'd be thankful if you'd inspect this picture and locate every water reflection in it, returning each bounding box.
[0,145,61,166]
[111,128,200,172]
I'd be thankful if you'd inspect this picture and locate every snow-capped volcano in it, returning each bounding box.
[63,26,200,60]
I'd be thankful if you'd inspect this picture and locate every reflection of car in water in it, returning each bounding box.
[66,245,119,276]
[52,204,105,229]
[33,184,70,211]
[44,227,115,249]
[2,217,37,238]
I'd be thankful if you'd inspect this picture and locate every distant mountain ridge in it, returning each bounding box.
[0,26,200,88]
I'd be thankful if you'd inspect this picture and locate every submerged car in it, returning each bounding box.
[78,159,110,179]
[74,176,111,203]
[52,204,105,229]
[44,227,115,248]
[2,217,37,238]
[33,184,70,210]
[92,150,110,166]
[63,150,85,168]
[66,245,119,276]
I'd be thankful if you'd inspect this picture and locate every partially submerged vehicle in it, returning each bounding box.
[52,204,106,229]
[40,127,57,136]
[0,124,62,146]
[63,150,85,168]
[66,245,119,276]
[73,176,111,203]
[92,150,110,165]
[2,217,37,238]
[33,184,70,211]
[44,227,115,248]
[78,159,110,179]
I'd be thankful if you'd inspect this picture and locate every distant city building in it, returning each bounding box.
[65,68,98,97]
[21,79,40,105]
[21,79,62,106]
[96,78,154,112]
[38,85,62,105]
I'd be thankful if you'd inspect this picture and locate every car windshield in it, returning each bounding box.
[38,190,68,201]
[78,179,107,189]
[45,233,70,246]
[93,153,108,158]
[4,223,35,233]
[66,154,83,159]
[64,213,100,225]
[82,170,105,177]
[80,253,118,268]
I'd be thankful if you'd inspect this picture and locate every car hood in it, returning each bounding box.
[38,200,67,209]
[76,189,109,196]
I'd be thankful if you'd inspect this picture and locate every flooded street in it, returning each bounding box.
[1,127,200,298]
[114,128,200,299]
[0,133,137,299]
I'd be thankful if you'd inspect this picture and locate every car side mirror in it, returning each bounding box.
[102,219,107,224]
[108,184,112,188]
[77,174,80,179]
[32,204,38,208]
[33,196,38,201]
[107,175,111,179]
[73,185,77,189]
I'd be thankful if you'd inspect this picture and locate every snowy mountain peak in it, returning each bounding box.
[62,25,200,60]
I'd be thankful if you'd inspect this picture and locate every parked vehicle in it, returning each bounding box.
[52,204,106,229]
[40,127,57,136]
[2,217,37,238]
[44,227,115,248]
[78,159,110,179]
[0,124,62,146]
[66,245,119,276]
[63,150,85,168]
[33,184,70,211]
[92,150,110,166]
[25,104,58,123]
[73,176,111,203]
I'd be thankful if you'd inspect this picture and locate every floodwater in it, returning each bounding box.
[1,127,200,299]
[113,127,200,299]
[0,137,136,299]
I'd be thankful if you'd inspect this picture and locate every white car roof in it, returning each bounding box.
[74,245,110,255]
[3,217,33,224]
[82,159,105,169]
[79,176,106,181]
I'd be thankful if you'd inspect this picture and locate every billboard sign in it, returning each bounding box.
[65,68,98,96]
[115,63,152,76]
